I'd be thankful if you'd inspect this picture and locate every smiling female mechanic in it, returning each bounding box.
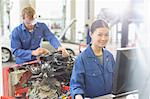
[70,20,115,99]
[11,7,68,64]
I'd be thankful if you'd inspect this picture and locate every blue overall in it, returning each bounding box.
[70,45,115,98]
[11,22,61,64]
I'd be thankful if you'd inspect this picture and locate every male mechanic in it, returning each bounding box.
[11,6,68,64]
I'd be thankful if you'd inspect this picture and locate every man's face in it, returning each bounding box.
[23,14,36,30]
[91,27,109,48]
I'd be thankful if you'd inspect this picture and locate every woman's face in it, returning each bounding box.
[91,27,109,48]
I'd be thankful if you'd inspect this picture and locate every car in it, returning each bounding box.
[1,47,12,63]
[1,34,12,63]
[41,41,75,56]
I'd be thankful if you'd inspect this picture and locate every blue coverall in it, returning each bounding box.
[11,22,61,64]
[70,45,115,98]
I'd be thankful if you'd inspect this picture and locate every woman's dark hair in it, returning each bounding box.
[91,19,109,33]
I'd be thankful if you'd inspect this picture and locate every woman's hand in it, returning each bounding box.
[75,95,83,99]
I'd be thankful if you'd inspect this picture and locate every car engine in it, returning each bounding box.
[9,51,74,99]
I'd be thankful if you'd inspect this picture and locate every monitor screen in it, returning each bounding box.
[112,47,144,95]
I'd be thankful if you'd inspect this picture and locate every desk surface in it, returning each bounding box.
[84,91,139,99]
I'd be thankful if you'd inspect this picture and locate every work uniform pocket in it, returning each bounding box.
[85,70,103,84]
[86,70,102,77]
[22,39,31,49]
[34,35,42,44]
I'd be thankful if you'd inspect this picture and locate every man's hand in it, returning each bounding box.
[32,48,49,56]
[57,47,69,57]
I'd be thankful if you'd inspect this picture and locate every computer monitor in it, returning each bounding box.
[112,47,144,96]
